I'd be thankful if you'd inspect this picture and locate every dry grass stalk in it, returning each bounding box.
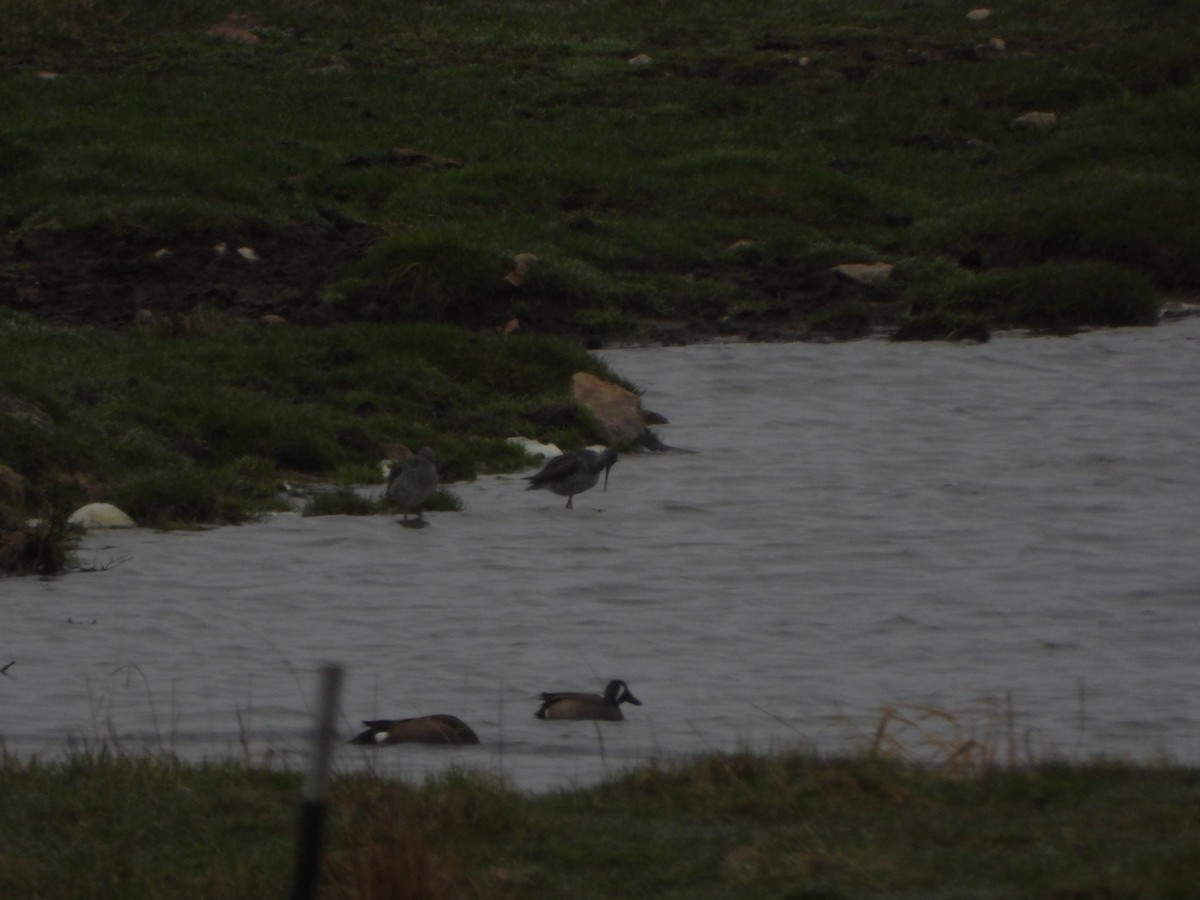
[867,694,1024,774]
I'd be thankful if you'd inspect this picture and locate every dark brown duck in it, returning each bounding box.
[349,713,479,745]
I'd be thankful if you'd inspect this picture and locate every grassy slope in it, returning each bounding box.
[1,751,1198,899]
[2,0,1196,337]
[2,0,1199,561]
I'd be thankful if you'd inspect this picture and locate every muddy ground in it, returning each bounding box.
[0,216,382,331]
[0,221,892,344]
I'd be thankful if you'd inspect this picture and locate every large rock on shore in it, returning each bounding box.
[570,372,667,447]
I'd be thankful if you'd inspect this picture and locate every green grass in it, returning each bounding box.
[0,314,613,535]
[4,0,1200,566]
[2,749,1198,899]
[2,0,1198,338]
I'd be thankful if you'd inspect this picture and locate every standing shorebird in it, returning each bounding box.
[524,447,617,509]
[387,446,438,527]
[535,679,642,721]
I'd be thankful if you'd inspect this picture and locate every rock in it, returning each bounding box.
[0,390,53,428]
[207,14,264,44]
[628,54,653,66]
[1011,111,1058,131]
[0,527,28,570]
[966,8,992,22]
[0,465,23,509]
[507,437,562,460]
[259,314,287,325]
[570,372,651,445]
[67,502,136,530]
[832,262,895,286]
[503,252,538,287]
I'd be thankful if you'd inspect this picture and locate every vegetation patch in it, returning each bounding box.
[2,749,1199,899]
[3,0,1197,343]
[4,0,1200,569]
[0,314,612,570]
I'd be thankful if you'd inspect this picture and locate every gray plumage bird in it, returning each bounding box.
[524,447,617,509]
[349,714,480,745]
[387,446,438,526]
[535,679,642,721]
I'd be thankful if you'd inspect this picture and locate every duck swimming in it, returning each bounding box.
[535,679,642,721]
[349,714,480,745]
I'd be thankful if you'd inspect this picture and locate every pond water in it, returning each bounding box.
[3,318,1200,790]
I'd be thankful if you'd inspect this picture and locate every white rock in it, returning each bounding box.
[1011,111,1058,131]
[628,54,653,66]
[832,262,895,286]
[68,502,136,529]
[966,8,992,22]
[507,437,562,460]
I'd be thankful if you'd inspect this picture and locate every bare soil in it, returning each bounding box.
[0,215,380,331]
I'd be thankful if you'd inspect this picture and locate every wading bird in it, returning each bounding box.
[524,447,617,509]
[387,446,438,526]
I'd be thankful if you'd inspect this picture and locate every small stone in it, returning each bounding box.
[260,314,287,325]
[236,246,260,262]
[208,14,264,44]
[966,8,992,22]
[503,252,538,287]
[1011,111,1058,131]
[832,262,895,286]
[0,465,24,509]
[507,437,562,460]
[0,391,54,429]
[628,54,653,66]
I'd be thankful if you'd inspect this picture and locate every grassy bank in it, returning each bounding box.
[0,314,616,567]
[4,0,1199,568]
[1,749,1198,898]
[1,0,1193,341]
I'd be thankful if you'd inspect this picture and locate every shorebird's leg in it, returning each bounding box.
[565,495,574,509]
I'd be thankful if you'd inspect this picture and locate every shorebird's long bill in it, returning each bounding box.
[603,463,612,491]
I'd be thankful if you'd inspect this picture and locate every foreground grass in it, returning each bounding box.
[1,750,1198,898]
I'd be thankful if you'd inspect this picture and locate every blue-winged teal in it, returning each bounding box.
[349,714,479,745]
[524,447,617,509]
[387,447,438,525]
[535,679,642,721]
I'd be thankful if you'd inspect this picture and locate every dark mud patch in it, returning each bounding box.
[0,214,381,330]
[0,217,904,345]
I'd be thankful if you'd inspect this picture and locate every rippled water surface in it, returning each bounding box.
[4,320,1200,790]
